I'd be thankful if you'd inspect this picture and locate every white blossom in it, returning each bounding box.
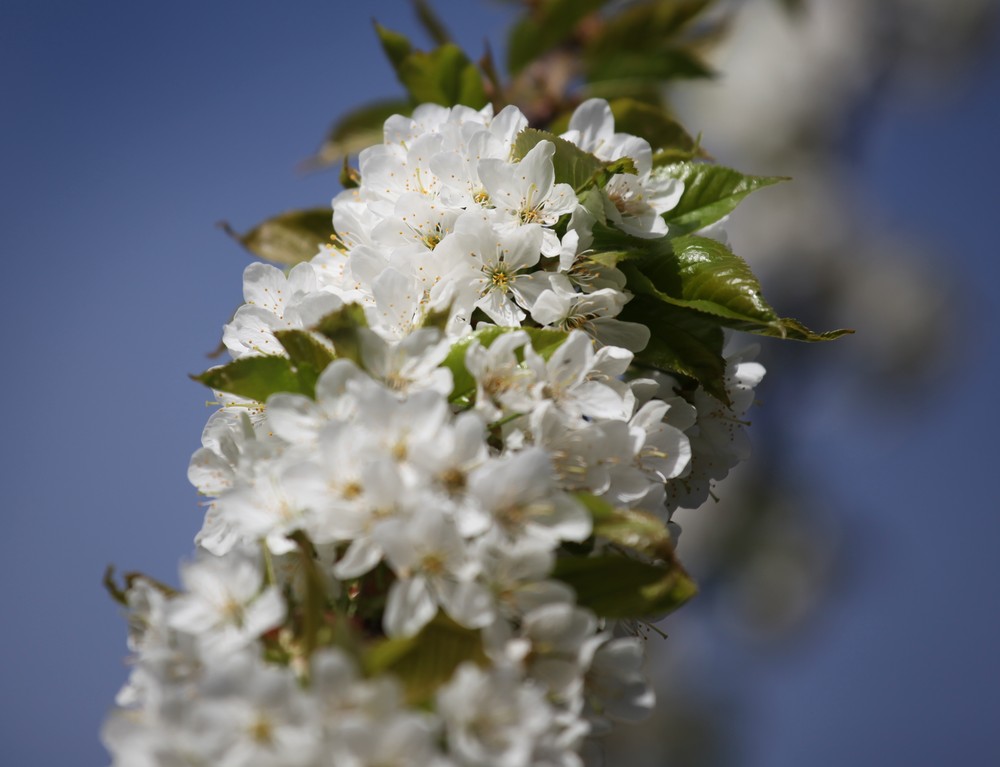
[438,663,564,767]
[168,550,285,657]
[106,92,777,767]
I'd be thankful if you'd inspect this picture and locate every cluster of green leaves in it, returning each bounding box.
[509,0,717,104]
[579,156,851,401]
[305,0,713,173]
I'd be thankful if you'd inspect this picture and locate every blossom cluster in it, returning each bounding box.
[104,99,765,766]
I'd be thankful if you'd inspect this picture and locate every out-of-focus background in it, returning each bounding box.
[1,1,998,764]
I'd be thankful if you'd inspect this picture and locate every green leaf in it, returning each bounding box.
[624,237,774,325]
[398,43,488,108]
[376,24,488,109]
[619,296,729,403]
[273,330,334,398]
[524,327,570,356]
[442,326,568,402]
[506,0,608,74]
[584,0,711,60]
[601,0,710,44]
[412,0,452,45]
[580,1,717,97]
[769,317,855,342]
[659,162,785,234]
[606,98,702,158]
[585,250,627,269]
[652,141,706,166]
[193,355,309,401]
[587,219,653,261]
[312,304,369,367]
[576,492,676,560]
[512,128,606,191]
[552,553,697,620]
[220,209,333,266]
[585,47,713,84]
[306,99,412,169]
[364,612,488,704]
[620,234,853,341]
[374,22,413,70]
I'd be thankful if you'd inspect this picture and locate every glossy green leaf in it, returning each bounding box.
[552,553,697,620]
[607,98,703,158]
[442,326,568,402]
[306,99,412,169]
[576,492,676,560]
[769,317,855,342]
[620,235,853,341]
[193,355,308,402]
[220,209,333,266]
[622,237,774,326]
[364,612,488,704]
[274,330,334,398]
[586,219,650,262]
[312,304,369,367]
[659,162,785,233]
[506,0,608,74]
[619,296,729,403]
[512,128,606,191]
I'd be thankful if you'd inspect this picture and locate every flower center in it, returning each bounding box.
[440,467,467,494]
[249,715,274,745]
[518,206,543,224]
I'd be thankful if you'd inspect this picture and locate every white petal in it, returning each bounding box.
[333,537,383,579]
[384,576,437,638]
[438,580,495,629]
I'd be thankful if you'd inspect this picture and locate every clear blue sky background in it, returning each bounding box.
[1,2,997,765]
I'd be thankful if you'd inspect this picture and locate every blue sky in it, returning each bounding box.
[1,2,997,765]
